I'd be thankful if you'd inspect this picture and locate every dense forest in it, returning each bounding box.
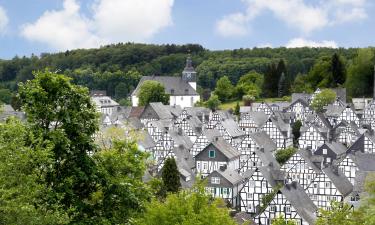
[0,43,374,106]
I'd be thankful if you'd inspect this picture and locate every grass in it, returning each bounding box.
[219,96,291,110]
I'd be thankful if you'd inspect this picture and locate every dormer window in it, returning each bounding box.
[209,150,216,158]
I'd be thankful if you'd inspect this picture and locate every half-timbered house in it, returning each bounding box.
[298,125,326,152]
[195,137,240,177]
[256,181,318,225]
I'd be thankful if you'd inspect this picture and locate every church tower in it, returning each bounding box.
[182,55,197,90]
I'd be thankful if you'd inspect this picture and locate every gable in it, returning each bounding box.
[195,143,230,162]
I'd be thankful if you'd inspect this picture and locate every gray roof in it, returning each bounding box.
[202,128,222,142]
[172,145,195,188]
[221,118,246,138]
[132,76,199,96]
[325,105,345,117]
[258,164,284,187]
[249,131,277,153]
[322,165,353,197]
[200,137,240,160]
[149,102,174,120]
[168,127,194,149]
[352,171,375,194]
[349,152,375,171]
[148,119,173,132]
[324,141,347,155]
[280,182,318,225]
[184,107,211,117]
[291,93,312,103]
[217,168,244,185]
[166,105,182,117]
[0,105,26,121]
[138,131,156,149]
[233,212,255,225]
[109,106,131,122]
[297,149,324,173]
[242,111,269,127]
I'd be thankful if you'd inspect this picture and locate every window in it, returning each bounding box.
[247,193,253,199]
[325,182,331,188]
[326,157,331,163]
[203,163,208,170]
[285,206,291,213]
[209,150,216,158]
[323,148,327,155]
[249,181,255,188]
[223,188,228,195]
[270,206,277,212]
[181,96,184,101]
[211,177,220,184]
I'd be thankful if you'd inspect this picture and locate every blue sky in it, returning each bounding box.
[0,0,374,59]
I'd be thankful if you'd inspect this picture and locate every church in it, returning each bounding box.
[131,56,200,108]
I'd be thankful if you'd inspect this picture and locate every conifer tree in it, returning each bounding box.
[161,157,181,194]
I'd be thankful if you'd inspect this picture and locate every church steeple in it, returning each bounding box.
[182,55,197,83]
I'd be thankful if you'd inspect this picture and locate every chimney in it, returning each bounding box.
[219,164,227,171]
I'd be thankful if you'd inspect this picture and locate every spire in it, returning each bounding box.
[184,54,193,70]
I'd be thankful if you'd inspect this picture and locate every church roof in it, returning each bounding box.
[132,76,198,96]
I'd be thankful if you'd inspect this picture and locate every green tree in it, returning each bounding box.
[331,53,346,86]
[263,62,279,97]
[275,147,297,165]
[135,180,237,225]
[346,48,375,97]
[291,74,314,94]
[18,70,100,221]
[272,215,297,225]
[91,140,151,224]
[0,118,70,224]
[292,120,302,146]
[214,76,234,102]
[205,94,221,111]
[0,88,12,104]
[235,71,263,99]
[234,102,240,116]
[316,201,355,225]
[114,82,129,100]
[311,89,336,112]
[138,80,169,106]
[161,157,181,195]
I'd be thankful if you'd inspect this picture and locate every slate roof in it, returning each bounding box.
[233,212,255,225]
[172,145,195,188]
[132,76,199,96]
[322,165,353,197]
[221,118,246,138]
[258,164,284,187]
[198,137,241,160]
[349,152,375,171]
[0,105,26,121]
[298,149,324,173]
[324,141,347,156]
[149,102,174,120]
[216,168,244,185]
[166,105,182,118]
[129,106,145,118]
[148,119,173,132]
[325,105,345,117]
[110,106,131,122]
[168,127,194,149]
[202,128,222,142]
[280,182,318,225]
[242,111,269,127]
[291,93,312,103]
[91,96,119,108]
[249,131,277,153]
[138,131,156,150]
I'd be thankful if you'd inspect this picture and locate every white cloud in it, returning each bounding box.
[215,13,249,37]
[22,0,102,50]
[286,38,338,48]
[21,0,174,50]
[216,0,369,38]
[92,0,173,42]
[0,6,9,33]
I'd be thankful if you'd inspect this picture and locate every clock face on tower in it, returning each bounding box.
[186,73,191,78]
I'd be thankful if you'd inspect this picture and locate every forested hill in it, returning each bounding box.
[0,43,374,105]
